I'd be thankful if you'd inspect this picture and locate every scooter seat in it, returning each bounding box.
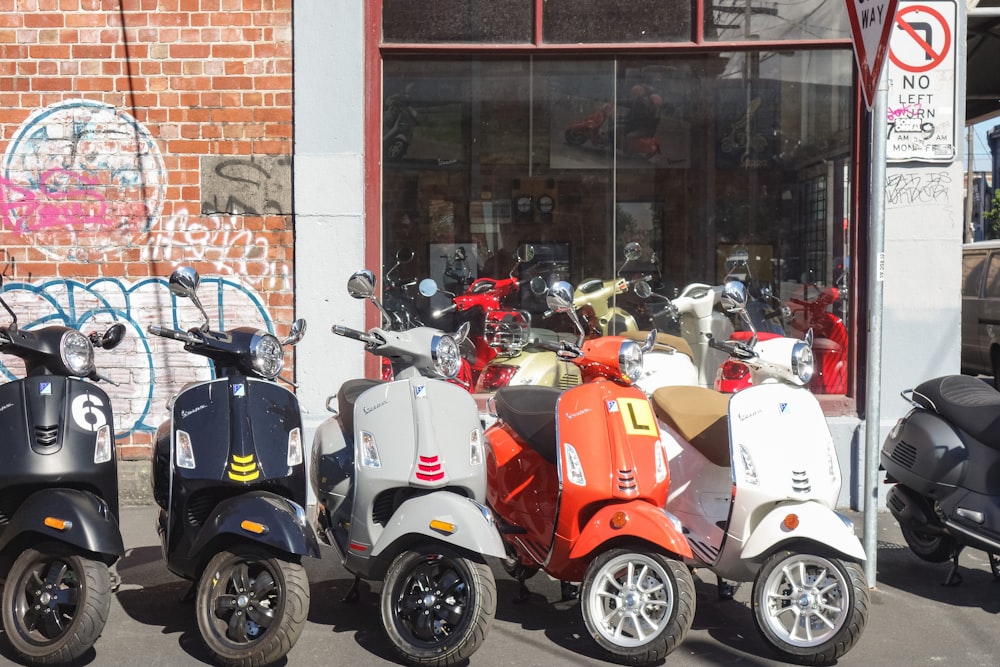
[913,375,1000,447]
[494,386,562,464]
[621,330,695,362]
[650,386,731,468]
[338,378,384,437]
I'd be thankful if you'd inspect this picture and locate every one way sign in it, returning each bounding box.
[846,0,900,108]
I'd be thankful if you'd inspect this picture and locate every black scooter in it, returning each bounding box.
[882,374,1000,585]
[0,274,126,664]
[149,266,318,667]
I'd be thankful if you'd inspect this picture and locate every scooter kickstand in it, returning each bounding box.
[180,581,197,603]
[513,577,531,604]
[989,553,1000,581]
[716,575,739,600]
[943,547,964,587]
[560,581,579,601]
[341,575,361,603]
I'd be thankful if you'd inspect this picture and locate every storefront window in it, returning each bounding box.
[543,0,692,44]
[704,0,850,42]
[382,0,533,44]
[381,50,854,394]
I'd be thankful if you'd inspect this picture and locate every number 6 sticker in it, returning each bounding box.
[616,397,657,436]
[71,393,108,432]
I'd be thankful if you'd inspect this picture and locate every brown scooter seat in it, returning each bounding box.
[650,385,731,468]
[494,385,562,464]
[621,330,695,363]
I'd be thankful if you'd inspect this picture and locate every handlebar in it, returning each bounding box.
[531,337,582,359]
[708,335,755,360]
[147,325,201,345]
[332,324,370,342]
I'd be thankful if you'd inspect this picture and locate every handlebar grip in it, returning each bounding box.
[331,324,367,341]
[147,325,198,344]
[708,336,736,354]
[532,338,563,353]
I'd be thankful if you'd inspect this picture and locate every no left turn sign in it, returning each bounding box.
[889,5,952,73]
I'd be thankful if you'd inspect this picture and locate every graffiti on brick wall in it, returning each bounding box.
[1,99,166,261]
[201,155,292,216]
[0,276,273,440]
[141,208,291,290]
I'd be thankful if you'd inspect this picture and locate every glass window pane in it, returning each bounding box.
[382,49,855,394]
[382,0,532,44]
[543,0,692,43]
[705,0,850,41]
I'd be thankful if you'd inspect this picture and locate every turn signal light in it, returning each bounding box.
[782,513,800,531]
[720,361,751,381]
[240,520,268,535]
[610,511,628,529]
[477,365,519,391]
[429,519,457,535]
[44,517,72,531]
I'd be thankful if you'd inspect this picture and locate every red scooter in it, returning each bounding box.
[485,281,695,665]
[564,101,661,160]
[423,245,536,386]
[787,284,847,394]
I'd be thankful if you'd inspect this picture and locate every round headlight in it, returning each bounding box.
[61,330,95,377]
[250,332,284,379]
[432,333,461,379]
[791,341,814,385]
[618,339,644,384]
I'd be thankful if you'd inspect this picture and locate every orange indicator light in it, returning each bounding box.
[782,514,800,531]
[44,517,71,531]
[610,511,628,529]
[240,520,268,535]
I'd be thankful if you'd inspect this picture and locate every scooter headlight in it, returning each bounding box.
[250,331,284,379]
[431,333,461,379]
[791,341,814,385]
[287,427,303,466]
[618,340,643,384]
[60,330,95,377]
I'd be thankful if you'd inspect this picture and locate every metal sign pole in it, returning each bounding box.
[863,64,889,589]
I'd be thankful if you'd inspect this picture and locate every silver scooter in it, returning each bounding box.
[310,269,505,667]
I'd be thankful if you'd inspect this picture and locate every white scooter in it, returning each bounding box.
[310,269,506,666]
[635,280,869,666]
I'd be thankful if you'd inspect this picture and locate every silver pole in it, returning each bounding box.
[863,65,888,589]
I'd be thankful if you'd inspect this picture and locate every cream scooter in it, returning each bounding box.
[636,281,869,666]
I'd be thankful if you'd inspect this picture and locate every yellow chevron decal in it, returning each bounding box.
[228,454,259,481]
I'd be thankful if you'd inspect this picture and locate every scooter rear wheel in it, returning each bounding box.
[580,549,695,666]
[195,547,309,667]
[381,545,496,666]
[1,543,111,665]
[752,550,869,665]
[899,523,957,563]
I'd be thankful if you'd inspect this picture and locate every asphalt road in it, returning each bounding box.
[0,507,998,667]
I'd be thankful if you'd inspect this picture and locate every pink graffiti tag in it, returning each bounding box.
[887,103,924,122]
[0,167,109,233]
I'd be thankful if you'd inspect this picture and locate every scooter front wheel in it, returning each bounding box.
[752,550,869,665]
[1,543,112,665]
[580,549,695,666]
[195,547,309,667]
[381,545,497,666]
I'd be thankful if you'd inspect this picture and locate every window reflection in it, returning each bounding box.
[705,0,851,41]
[381,51,854,393]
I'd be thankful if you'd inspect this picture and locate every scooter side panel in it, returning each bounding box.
[738,501,865,562]
[881,409,969,496]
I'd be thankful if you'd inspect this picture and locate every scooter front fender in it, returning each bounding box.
[369,493,505,561]
[740,501,866,562]
[569,502,693,562]
[0,488,123,561]
[188,491,321,561]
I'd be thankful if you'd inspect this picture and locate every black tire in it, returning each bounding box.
[752,550,869,665]
[899,523,957,563]
[195,547,309,667]
[1,544,112,665]
[580,549,695,666]
[381,545,496,666]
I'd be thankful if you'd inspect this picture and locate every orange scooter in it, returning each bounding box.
[485,281,695,665]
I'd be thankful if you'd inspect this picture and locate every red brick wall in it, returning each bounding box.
[0,0,294,459]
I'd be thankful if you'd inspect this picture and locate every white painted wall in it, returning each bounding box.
[293,1,367,500]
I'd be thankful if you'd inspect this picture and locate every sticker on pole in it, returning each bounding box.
[845,0,899,109]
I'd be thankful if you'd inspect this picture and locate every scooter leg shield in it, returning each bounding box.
[0,488,124,561]
[187,491,321,562]
[369,493,505,564]
[740,501,866,563]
